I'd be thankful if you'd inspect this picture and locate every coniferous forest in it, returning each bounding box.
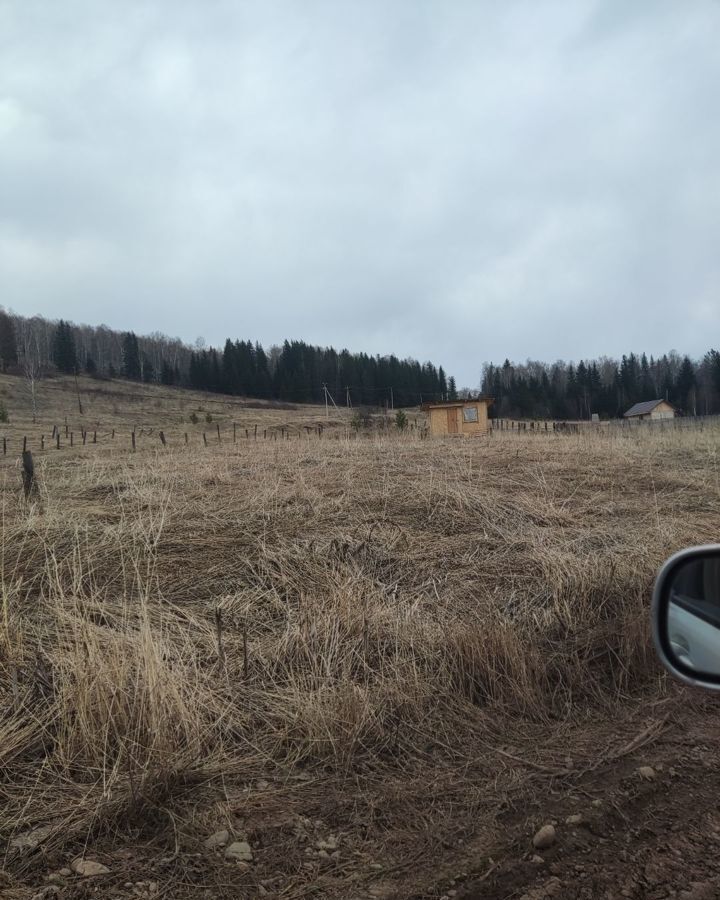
[0,311,450,408]
[2,309,719,416]
[482,352,720,419]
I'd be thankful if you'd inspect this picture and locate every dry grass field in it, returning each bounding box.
[1,375,719,899]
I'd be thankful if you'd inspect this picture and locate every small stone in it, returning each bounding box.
[225,841,253,862]
[10,825,54,852]
[531,855,545,865]
[33,889,59,900]
[317,849,329,859]
[205,829,230,850]
[592,799,603,808]
[30,888,60,900]
[532,824,556,850]
[315,836,339,851]
[369,863,383,870]
[59,869,72,877]
[637,766,656,781]
[71,858,111,877]
[256,780,270,790]
[566,814,583,826]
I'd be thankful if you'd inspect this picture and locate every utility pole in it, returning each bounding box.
[346,386,351,408]
[390,386,394,410]
[323,383,340,418]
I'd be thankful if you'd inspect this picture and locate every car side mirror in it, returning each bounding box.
[652,545,720,689]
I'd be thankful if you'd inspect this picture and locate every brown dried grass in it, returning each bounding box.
[0,395,718,892]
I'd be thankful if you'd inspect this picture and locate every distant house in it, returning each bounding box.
[422,397,493,436]
[623,399,677,421]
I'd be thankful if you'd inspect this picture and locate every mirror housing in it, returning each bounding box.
[652,544,720,690]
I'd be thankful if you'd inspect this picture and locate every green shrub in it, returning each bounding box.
[205,412,213,424]
[395,410,407,431]
[0,402,8,423]
[189,412,199,425]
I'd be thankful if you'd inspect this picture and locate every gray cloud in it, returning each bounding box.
[1,0,718,386]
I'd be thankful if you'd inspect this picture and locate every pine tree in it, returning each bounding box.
[676,356,697,413]
[160,360,175,385]
[121,332,141,379]
[142,355,155,383]
[448,376,458,401]
[0,310,18,371]
[52,320,78,374]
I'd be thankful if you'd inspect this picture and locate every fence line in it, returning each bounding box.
[0,412,717,465]
[491,414,720,434]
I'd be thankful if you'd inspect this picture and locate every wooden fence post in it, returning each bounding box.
[131,431,136,452]
[112,428,115,439]
[184,432,188,445]
[93,431,97,443]
[21,450,34,499]
[22,436,27,452]
[203,432,208,447]
[217,423,221,443]
[254,424,257,441]
[245,428,249,439]
[233,423,236,443]
[41,435,44,450]
[263,429,267,439]
[159,431,166,446]
[70,432,73,447]
[55,434,59,450]
[82,430,87,445]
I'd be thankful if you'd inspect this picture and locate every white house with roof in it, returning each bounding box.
[623,399,677,420]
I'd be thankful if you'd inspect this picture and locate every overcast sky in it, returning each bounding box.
[1,1,718,386]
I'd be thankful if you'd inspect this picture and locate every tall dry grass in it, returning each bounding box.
[0,423,718,879]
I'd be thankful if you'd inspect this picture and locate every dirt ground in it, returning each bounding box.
[452,698,720,900]
[4,695,720,899]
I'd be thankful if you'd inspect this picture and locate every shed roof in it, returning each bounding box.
[623,399,674,418]
[421,396,494,411]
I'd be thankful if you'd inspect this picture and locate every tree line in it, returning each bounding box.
[0,310,453,408]
[481,351,720,419]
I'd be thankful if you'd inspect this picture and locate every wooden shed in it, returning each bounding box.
[623,399,677,421]
[422,398,493,436]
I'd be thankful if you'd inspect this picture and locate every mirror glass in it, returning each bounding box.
[666,553,720,676]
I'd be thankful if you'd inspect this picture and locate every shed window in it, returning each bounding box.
[462,407,479,423]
